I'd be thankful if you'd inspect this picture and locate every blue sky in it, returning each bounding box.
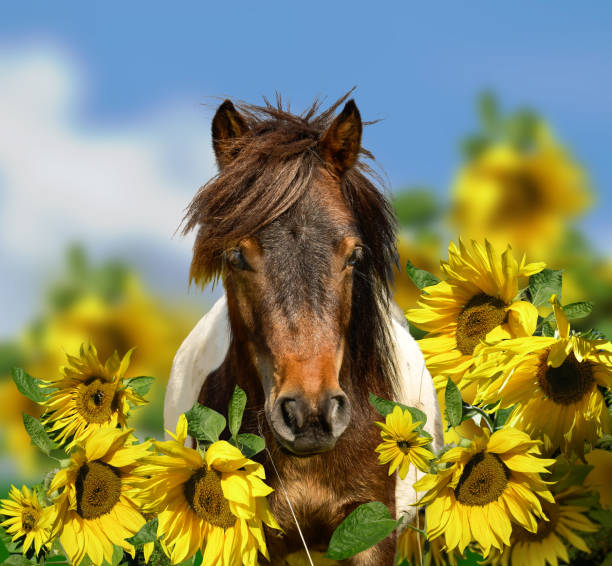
[1,2,611,336]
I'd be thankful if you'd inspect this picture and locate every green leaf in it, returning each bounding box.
[325,502,400,560]
[478,91,500,134]
[541,321,555,337]
[529,269,563,307]
[589,509,612,528]
[562,301,593,320]
[236,433,265,458]
[126,376,155,398]
[393,189,439,228]
[126,518,158,546]
[444,380,463,428]
[3,556,35,566]
[505,109,538,149]
[22,413,56,455]
[405,260,440,291]
[185,403,226,444]
[0,535,8,564]
[228,386,247,438]
[368,394,427,427]
[555,464,594,492]
[494,406,514,429]
[11,368,47,403]
[460,135,490,161]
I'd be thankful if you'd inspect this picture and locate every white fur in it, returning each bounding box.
[164,295,443,522]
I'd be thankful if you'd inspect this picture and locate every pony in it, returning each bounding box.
[165,93,443,565]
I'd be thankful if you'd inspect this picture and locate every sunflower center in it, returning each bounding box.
[184,467,236,529]
[76,461,122,519]
[75,378,119,424]
[454,452,510,506]
[397,440,413,454]
[513,501,560,543]
[496,171,543,225]
[456,294,507,355]
[537,351,595,405]
[21,510,37,532]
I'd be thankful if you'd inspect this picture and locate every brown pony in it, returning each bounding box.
[183,93,401,564]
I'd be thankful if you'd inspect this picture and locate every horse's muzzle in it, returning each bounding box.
[269,390,351,455]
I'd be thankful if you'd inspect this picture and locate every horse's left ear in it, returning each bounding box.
[319,99,362,177]
[212,100,250,170]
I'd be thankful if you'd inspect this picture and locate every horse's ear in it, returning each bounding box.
[319,99,362,177]
[211,100,250,169]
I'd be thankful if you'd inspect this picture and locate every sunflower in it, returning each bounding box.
[405,239,544,397]
[49,427,150,565]
[414,426,555,557]
[483,486,598,566]
[41,342,147,448]
[450,125,591,258]
[584,449,612,510]
[466,295,612,457]
[375,405,434,477]
[137,414,280,565]
[0,485,56,556]
[397,510,456,566]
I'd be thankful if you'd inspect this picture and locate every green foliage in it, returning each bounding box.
[126,376,155,398]
[127,518,158,546]
[235,433,265,458]
[325,502,401,560]
[393,189,439,228]
[405,260,440,290]
[22,414,56,456]
[529,269,563,306]
[494,406,514,429]
[11,368,47,403]
[185,403,226,444]
[444,379,463,428]
[228,386,247,439]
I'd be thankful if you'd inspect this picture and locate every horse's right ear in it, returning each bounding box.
[211,100,250,170]
[319,99,362,178]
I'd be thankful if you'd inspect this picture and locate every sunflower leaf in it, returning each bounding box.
[185,403,226,443]
[405,260,440,291]
[562,301,593,320]
[325,501,401,560]
[126,518,158,546]
[494,406,514,429]
[3,555,33,566]
[228,385,247,439]
[22,413,57,455]
[541,320,556,337]
[529,269,563,307]
[236,433,265,458]
[11,368,47,403]
[555,464,594,492]
[444,380,463,428]
[126,376,155,398]
[588,509,612,528]
[368,394,427,427]
[478,91,500,134]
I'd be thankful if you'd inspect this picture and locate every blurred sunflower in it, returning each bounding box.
[41,342,146,448]
[584,449,612,510]
[137,414,280,565]
[405,239,544,398]
[50,427,149,566]
[451,125,591,258]
[415,426,555,557]
[0,485,56,557]
[375,405,433,477]
[466,295,612,457]
[483,486,598,566]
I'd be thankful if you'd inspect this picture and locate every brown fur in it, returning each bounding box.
[185,92,399,564]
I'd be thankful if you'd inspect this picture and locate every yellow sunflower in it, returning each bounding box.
[483,486,598,566]
[41,342,147,448]
[584,449,612,510]
[137,414,280,565]
[397,510,456,566]
[450,125,591,258]
[375,406,434,477]
[466,295,612,457]
[405,239,544,398]
[49,427,150,566]
[415,426,555,557]
[0,485,56,556]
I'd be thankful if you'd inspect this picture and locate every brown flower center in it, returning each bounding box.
[184,467,236,529]
[494,171,543,226]
[75,378,120,424]
[513,501,560,543]
[455,452,510,506]
[397,440,413,454]
[537,351,595,405]
[21,510,37,532]
[76,461,122,519]
[456,293,507,355]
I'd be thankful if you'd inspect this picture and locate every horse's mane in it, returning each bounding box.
[182,91,399,395]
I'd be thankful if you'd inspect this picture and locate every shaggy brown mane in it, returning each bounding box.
[183,91,399,393]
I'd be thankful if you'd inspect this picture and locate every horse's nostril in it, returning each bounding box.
[324,392,351,438]
[281,397,305,430]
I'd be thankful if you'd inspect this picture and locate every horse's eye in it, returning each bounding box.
[227,248,250,270]
[346,247,363,268]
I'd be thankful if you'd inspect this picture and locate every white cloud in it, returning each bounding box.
[0,44,218,337]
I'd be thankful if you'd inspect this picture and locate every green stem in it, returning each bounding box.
[465,406,495,431]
